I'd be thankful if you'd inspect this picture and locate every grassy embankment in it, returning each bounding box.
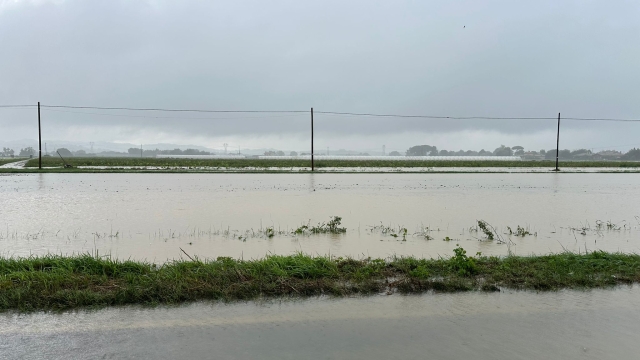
[2,249,639,311]
[21,157,640,169]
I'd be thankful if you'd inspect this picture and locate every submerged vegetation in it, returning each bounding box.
[1,249,640,311]
[21,157,640,169]
[293,216,347,235]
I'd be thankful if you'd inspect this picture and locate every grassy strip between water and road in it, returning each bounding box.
[22,157,640,169]
[2,249,639,311]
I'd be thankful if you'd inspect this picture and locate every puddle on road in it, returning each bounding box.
[1,173,639,260]
[2,287,639,359]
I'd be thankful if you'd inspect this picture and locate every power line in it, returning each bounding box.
[563,117,640,122]
[2,104,640,121]
[314,111,556,120]
[315,111,640,122]
[42,108,305,120]
[39,104,308,114]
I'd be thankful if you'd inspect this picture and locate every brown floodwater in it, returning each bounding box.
[1,173,639,260]
[2,173,640,359]
[2,287,639,359]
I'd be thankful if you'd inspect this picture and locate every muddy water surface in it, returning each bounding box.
[2,287,639,359]
[1,173,639,260]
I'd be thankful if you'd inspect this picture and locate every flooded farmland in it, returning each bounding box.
[2,172,640,359]
[1,173,639,260]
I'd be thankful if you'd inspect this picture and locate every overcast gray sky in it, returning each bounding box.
[1,0,639,153]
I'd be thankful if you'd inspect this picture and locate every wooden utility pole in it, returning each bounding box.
[38,102,42,169]
[311,107,314,171]
[555,112,560,171]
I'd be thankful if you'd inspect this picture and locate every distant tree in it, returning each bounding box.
[74,150,87,156]
[128,148,140,155]
[512,146,524,151]
[56,148,73,157]
[276,151,285,156]
[19,147,35,157]
[514,149,525,156]
[622,148,640,160]
[264,151,277,156]
[545,149,570,160]
[439,150,449,156]
[493,145,513,156]
[570,149,591,155]
[465,150,479,156]
[540,149,546,155]
[478,149,492,156]
[290,151,298,156]
[389,151,402,156]
[2,147,15,157]
[406,145,438,156]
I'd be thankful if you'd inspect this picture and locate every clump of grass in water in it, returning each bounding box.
[506,225,534,237]
[368,223,414,240]
[2,249,640,311]
[292,216,346,235]
[477,220,494,240]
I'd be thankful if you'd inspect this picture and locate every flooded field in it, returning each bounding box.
[2,173,640,359]
[3,287,639,359]
[1,173,639,260]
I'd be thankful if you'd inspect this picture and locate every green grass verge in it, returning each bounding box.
[2,249,639,311]
[23,157,640,168]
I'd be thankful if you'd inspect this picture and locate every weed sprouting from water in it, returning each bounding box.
[477,220,494,240]
[265,227,275,238]
[292,216,347,235]
[507,225,534,237]
[595,220,624,231]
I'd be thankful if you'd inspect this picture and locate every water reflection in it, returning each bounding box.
[2,287,639,359]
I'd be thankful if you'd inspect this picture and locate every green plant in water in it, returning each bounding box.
[477,220,494,240]
[507,225,532,237]
[293,216,347,235]
[515,225,531,236]
[265,227,275,238]
[443,236,452,241]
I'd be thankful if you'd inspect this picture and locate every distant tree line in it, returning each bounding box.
[405,144,513,156]
[403,145,638,160]
[1,147,36,157]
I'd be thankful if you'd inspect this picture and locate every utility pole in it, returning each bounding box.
[311,107,314,171]
[90,142,94,154]
[223,143,228,154]
[38,102,42,169]
[555,113,560,171]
